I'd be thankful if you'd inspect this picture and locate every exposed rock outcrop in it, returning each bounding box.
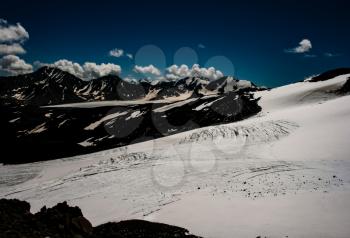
[0,199,201,238]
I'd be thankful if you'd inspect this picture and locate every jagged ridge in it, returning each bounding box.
[0,66,263,106]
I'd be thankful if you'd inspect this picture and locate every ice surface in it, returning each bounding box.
[1,74,350,237]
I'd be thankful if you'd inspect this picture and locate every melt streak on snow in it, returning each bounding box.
[1,74,350,237]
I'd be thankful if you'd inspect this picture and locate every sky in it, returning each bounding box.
[0,0,349,87]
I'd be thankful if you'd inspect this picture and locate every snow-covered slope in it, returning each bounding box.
[255,73,350,112]
[1,73,350,237]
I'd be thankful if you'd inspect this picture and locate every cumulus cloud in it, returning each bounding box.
[37,59,122,80]
[109,48,133,60]
[109,48,124,57]
[0,54,33,75]
[166,64,190,79]
[285,39,312,53]
[48,59,84,77]
[82,62,121,79]
[166,64,224,80]
[0,19,29,43]
[0,19,29,61]
[0,43,26,55]
[134,64,161,76]
[124,76,138,84]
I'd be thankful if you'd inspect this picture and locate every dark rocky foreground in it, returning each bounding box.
[0,199,201,238]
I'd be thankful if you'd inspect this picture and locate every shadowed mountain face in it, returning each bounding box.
[0,67,86,106]
[0,66,265,106]
[338,77,350,93]
[0,67,263,164]
[0,67,141,105]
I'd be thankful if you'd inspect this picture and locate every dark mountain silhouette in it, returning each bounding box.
[0,67,263,164]
[0,66,263,106]
[309,68,350,82]
[0,67,85,106]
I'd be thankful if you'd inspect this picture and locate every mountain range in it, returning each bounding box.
[1,67,349,164]
[0,66,265,106]
[0,67,264,164]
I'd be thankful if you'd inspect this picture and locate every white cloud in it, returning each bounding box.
[37,59,122,80]
[82,62,121,79]
[124,76,138,83]
[198,43,206,49]
[0,19,29,43]
[0,54,33,75]
[166,64,224,80]
[45,59,84,77]
[109,48,124,57]
[285,39,312,53]
[0,19,29,57]
[324,52,341,57]
[109,48,134,59]
[166,64,190,78]
[109,48,133,59]
[0,43,26,55]
[134,64,161,76]
[304,54,317,58]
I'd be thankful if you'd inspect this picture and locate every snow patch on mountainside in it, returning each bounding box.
[85,111,128,130]
[153,98,198,113]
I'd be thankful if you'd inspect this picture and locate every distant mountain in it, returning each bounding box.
[77,74,147,101]
[0,67,85,105]
[0,67,264,164]
[308,68,350,82]
[0,66,263,106]
[4,66,350,164]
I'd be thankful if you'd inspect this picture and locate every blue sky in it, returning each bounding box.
[0,0,349,87]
